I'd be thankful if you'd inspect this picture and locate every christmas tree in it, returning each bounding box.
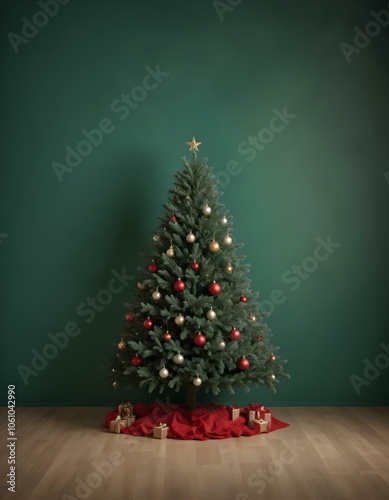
[110,138,289,409]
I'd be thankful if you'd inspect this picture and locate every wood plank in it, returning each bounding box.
[1,407,389,499]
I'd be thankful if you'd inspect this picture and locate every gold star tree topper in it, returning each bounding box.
[186,137,202,151]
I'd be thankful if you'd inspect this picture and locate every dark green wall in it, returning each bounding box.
[1,0,388,406]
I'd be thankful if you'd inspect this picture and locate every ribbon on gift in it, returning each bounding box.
[253,418,269,433]
[157,423,167,428]
[119,402,133,416]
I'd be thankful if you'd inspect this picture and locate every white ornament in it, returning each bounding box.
[193,376,202,386]
[186,231,196,243]
[206,308,216,321]
[221,215,228,225]
[159,366,169,378]
[152,290,161,301]
[223,234,232,246]
[173,352,184,365]
[175,314,185,326]
[202,204,212,216]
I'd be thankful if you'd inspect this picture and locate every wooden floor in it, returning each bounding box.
[0,407,389,500]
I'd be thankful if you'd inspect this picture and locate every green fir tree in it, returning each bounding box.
[110,138,289,409]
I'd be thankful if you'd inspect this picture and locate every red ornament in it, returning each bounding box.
[193,332,207,346]
[148,262,158,273]
[143,317,153,329]
[257,335,263,342]
[132,355,142,366]
[170,214,177,222]
[208,281,221,295]
[173,278,186,292]
[240,295,248,303]
[163,332,172,342]
[191,261,200,271]
[237,357,250,370]
[229,328,241,341]
[125,312,135,321]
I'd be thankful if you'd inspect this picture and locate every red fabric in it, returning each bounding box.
[104,402,289,440]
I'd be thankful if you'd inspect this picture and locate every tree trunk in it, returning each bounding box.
[186,383,199,410]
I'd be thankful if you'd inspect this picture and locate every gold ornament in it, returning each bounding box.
[152,289,161,301]
[223,234,232,246]
[118,340,126,350]
[202,204,212,216]
[166,245,175,257]
[186,137,202,151]
[186,231,196,243]
[206,308,216,321]
[159,366,169,378]
[113,381,118,388]
[208,240,220,252]
[225,263,233,274]
[193,375,202,386]
[173,352,184,364]
[175,314,185,326]
[137,281,146,290]
[219,340,226,350]
[270,354,276,362]
[270,373,276,381]
[153,233,160,242]
[221,215,228,225]
[248,314,257,322]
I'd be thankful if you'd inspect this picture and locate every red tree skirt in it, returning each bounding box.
[104,402,289,440]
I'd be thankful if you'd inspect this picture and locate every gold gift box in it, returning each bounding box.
[153,423,169,439]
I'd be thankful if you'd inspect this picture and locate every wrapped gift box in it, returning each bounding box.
[153,423,169,439]
[255,406,272,430]
[109,416,127,434]
[247,410,256,429]
[122,415,136,427]
[253,418,269,433]
[246,405,272,430]
[118,402,134,418]
[227,405,241,420]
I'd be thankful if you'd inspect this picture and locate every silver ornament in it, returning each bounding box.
[206,309,216,320]
[193,376,202,386]
[159,366,169,378]
[186,231,196,243]
[223,234,232,246]
[202,204,212,216]
[219,340,226,350]
[173,352,184,364]
[174,314,185,326]
[152,290,161,301]
[221,216,228,225]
